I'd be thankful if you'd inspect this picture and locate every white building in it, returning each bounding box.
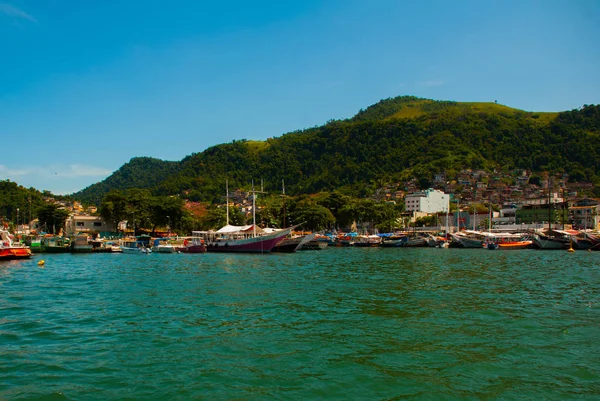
[405,189,450,214]
[65,215,116,236]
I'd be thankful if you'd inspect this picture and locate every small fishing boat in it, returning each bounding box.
[353,234,381,247]
[178,237,207,253]
[120,238,151,254]
[380,234,408,247]
[24,233,43,253]
[41,234,71,253]
[496,239,533,250]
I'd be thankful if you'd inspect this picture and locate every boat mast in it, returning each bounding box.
[226,179,229,226]
[281,179,286,229]
[488,203,492,233]
[252,181,256,237]
[445,195,449,236]
[457,198,460,231]
[251,180,267,237]
[548,177,552,232]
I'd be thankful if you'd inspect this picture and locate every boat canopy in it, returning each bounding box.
[216,224,265,235]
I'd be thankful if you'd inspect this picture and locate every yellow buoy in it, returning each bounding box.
[37,260,45,266]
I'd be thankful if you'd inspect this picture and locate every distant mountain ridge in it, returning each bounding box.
[73,96,600,204]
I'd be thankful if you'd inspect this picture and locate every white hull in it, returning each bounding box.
[121,246,151,254]
[152,245,176,253]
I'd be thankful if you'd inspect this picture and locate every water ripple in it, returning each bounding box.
[0,249,599,399]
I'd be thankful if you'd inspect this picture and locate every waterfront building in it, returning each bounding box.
[570,198,600,230]
[516,201,569,225]
[405,189,450,214]
[65,215,116,237]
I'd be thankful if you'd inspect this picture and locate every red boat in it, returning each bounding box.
[1,229,32,260]
[177,237,207,253]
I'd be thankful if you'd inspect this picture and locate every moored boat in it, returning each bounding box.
[299,236,329,251]
[380,234,408,247]
[0,229,32,260]
[71,234,93,253]
[427,234,449,248]
[178,237,207,253]
[24,234,43,253]
[152,238,177,253]
[41,235,71,253]
[194,225,294,253]
[450,230,486,248]
[484,232,533,250]
[353,234,381,247]
[403,233,429,247]
[272,233,316,253]
[120,238,151,254]
[531,230,569,250]
[496,240,533,250]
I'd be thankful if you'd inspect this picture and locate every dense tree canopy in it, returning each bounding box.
[0,180,49,229]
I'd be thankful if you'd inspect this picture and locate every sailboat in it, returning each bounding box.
[531,181,569,250]
[484,205,498,250]
[194,180,293,253]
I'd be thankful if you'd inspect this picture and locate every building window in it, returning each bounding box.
[76,222,84,227]
[93,222,102,227]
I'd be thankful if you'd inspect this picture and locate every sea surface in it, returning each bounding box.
[1,248,599,400]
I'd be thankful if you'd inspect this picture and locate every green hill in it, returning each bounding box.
[73,96,600,204]
[75,157,180,204]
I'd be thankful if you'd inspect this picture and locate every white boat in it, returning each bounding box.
[353,234,381,247]
[450,230,486,248]
[120,238,152,254]
[152,238,176,253]
[106,242,123,253]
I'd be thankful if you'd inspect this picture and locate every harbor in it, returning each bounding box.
[1,248,598,399]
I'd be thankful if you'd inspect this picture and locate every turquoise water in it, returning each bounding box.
[1,248,599,400]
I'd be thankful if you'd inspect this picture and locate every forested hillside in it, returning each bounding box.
[73,96,600,205]
[0,181,50,224]
[75,157,181,204]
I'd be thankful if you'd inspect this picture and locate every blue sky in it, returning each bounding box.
[1,0,599,195]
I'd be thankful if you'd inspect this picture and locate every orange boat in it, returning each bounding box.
[1,229,32,260]
[496,240,533,250]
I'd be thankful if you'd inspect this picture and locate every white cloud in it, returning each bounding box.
[1,163,113,194]
[0,164,31,176]
[64,164,113,177]
[0,2,36,22]
[419,80,446,87]
[0,163,112,180]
